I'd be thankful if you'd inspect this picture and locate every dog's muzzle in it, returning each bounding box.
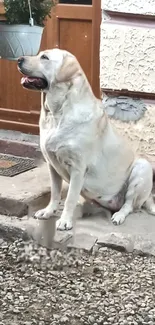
[17,57,48,91]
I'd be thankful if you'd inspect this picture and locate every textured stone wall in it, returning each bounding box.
[109,102,155,162]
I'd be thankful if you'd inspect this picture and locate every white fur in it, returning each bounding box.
[21,49,155,230]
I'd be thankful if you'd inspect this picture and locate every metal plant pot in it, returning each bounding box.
[0,23,44,60]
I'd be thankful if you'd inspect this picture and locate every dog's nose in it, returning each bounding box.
[18,57,25,67]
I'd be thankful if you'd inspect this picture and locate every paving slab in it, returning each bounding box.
[67,233,98,252]
[75,210,155,255]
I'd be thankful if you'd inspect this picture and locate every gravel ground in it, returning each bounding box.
[0,239,155,325]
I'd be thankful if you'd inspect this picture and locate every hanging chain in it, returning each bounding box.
[28,0,34,26]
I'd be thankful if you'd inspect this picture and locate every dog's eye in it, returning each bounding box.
[40,54,49,60]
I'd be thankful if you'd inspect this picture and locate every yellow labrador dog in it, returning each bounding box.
[18,48,155,231]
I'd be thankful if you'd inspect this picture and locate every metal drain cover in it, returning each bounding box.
[0,154,37,177]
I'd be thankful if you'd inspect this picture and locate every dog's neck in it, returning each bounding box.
[46,82,71,116]
[44,75,101,125]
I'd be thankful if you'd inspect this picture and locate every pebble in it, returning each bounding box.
[0,239,155,325]
[88,316,95,323]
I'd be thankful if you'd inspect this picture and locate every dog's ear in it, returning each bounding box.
[56,55,81,83]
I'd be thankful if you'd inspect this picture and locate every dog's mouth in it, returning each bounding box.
[21,76,48,91]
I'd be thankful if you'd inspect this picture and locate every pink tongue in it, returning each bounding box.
[21,76,38,84]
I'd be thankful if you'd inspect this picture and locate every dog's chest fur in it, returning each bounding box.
[39,88,96,177]
[39,100,82,181]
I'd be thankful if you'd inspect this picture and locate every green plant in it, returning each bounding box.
[4,0,55,26]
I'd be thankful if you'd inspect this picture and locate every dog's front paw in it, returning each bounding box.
[56,217,73,231]
[111,212,126,225]
[34,207,57,220]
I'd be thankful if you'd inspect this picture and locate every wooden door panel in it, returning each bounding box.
[0,59,41,111]
[59,20,92,83]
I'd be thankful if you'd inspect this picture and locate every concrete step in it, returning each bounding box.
[0,162,68,217]
[0,138,42,161]
[0,214,73,250]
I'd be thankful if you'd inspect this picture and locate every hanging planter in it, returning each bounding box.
[0,23,44,60]
[0,0,55,60]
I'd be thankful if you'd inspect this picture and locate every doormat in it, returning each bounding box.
[0,154,37,177]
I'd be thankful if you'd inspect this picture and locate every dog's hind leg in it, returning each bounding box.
[111,158,154,225]
[143,194,155,215]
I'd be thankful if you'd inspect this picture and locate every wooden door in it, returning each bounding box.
[0,5,57,134]
[0,0,101,134]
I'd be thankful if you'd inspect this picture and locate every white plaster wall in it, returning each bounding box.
[100,23,155,93]
[102,0,155,15]
[100,1,155,159]
[100,0,155,92]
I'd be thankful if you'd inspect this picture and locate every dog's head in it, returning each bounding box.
[17,48,81,91]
